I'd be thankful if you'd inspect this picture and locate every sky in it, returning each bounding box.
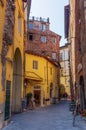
[30,0,69,46]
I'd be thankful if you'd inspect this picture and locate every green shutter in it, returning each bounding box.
[4,81,11,120]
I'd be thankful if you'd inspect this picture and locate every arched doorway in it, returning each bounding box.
[12,48,22,113]
[59,84,65,98]
[79,76,86,110]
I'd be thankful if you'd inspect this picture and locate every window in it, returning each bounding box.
[60,52,63,61]
[50,67,52,75]
[29,34,33,41]
[33,60,38,69]
[52,52,56,60]
[41,24,46,31]
[42,51,46,55]
[18,13,22,35]
[47,87,49,93]
[53,37,56,43]
[41,36,46,43]
[29,22,33,29]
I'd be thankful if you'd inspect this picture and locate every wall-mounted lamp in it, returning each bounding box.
[24,79,28,88]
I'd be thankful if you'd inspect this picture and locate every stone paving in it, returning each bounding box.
[2,100,86,130]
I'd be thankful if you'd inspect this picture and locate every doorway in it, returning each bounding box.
[12,48,22,113]
[34,90,41,106]
[79,76,86,110]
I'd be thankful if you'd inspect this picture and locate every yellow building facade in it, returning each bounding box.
[24,53,59,107]
[0,1,6,128]
[60,44,70,97]
[0,0,24,128]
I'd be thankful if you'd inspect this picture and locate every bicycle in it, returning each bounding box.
[72,101,80,126]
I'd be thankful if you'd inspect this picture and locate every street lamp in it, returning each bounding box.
[24,79,28,97]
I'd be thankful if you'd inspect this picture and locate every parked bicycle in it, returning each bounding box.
[72,100,80,126]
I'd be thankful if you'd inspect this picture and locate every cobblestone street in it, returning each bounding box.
[2,100,86,130]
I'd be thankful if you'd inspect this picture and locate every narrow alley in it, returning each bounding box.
[2,100,86,130]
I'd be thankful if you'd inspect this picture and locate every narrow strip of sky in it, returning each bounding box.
[30,0,69,46]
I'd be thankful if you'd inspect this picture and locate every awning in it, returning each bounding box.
[25,71,43,82]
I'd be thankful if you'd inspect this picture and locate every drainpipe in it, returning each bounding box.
[46,61,48,85]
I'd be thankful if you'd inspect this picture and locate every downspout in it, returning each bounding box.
[46,60,48,85]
